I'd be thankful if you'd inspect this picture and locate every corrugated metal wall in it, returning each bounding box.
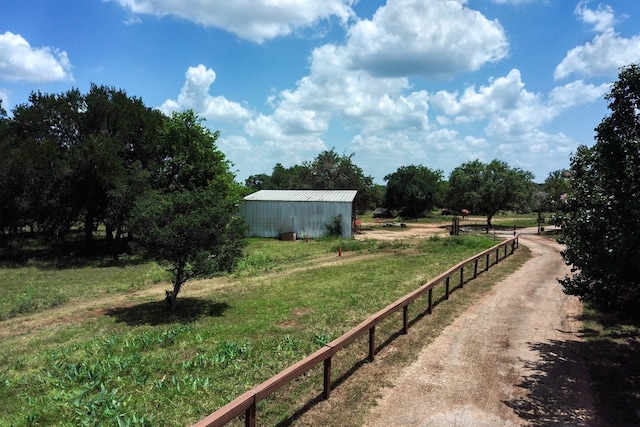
[241,200,353,238]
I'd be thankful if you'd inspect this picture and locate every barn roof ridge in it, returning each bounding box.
[244,189,357,202]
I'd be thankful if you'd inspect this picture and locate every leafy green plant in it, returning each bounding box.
[325,214,344,237]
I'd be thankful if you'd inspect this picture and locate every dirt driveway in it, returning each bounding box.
[361,229,600,426]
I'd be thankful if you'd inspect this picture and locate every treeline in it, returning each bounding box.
[0,86,243,258]
[247,153,570,225]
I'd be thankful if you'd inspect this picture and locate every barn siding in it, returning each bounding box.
[241,190,356,239]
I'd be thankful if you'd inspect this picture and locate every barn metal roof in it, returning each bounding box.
[244,189,357,203]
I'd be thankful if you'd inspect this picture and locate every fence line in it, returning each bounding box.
[193,235,519,427]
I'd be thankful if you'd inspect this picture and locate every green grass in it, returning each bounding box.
[1,234,515,426]
[0,258,168,321]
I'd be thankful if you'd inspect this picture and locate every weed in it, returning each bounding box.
[376,240,409,250]
[329,238,374,253]
[145,264,169,284]
[9,290,39,316]
[325,214,344,237]
[314,332,334,346]
[236,252,276,276]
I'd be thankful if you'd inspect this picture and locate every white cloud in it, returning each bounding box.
[554,3,640,80]
[233,1,514,179]
[575,1,617,33]
[345,0,508,78]
[244,113,328,153]
[433,69,608,130]
[0,32,73,82]
[160,64,251,122]
[115,0,355,43]
[428,69,608,161]
[548,80,609,109]
[431,69,525,123]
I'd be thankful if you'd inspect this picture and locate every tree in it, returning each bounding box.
[305,149,376,211]
[130,189,246,311]
[542,169,571,212]
[244,149,377,212]
[8,89,86,243]
[1,85,164,252]
[269,163,312,190]
[384,165,444,218]
[128,111,246,311]
[558,64,640,317]
[82,84,164,251]
[447,159,534,225]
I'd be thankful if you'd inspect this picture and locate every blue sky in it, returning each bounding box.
[1,0,639,184]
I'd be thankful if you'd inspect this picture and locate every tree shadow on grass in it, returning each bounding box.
[105,297,230,326]
[504,318,640,426]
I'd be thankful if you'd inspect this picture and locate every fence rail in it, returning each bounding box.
[193,235,519,427]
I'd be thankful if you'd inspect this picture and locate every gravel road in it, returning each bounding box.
[362,231,601,426]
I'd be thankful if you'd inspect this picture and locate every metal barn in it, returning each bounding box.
[241,190,357,239]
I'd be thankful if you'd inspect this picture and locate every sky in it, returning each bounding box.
[1,1,640,184]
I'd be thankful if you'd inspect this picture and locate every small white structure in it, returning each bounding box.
[241,190,357,239]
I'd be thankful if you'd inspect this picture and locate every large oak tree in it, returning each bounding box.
[383,165,445,218]
[446,159,534,226]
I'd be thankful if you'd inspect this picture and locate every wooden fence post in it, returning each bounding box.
[323,358,332,400]
[460,266,464,288]
[428,289,433,314]
[245,399,256,427]
[402,306,409,334]
[368,326,376,362]
[445,277,450,300]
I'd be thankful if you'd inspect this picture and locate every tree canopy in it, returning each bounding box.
[558,64,640,317]
[446,159,535,225]
[245,148,377,211]
[383,165,445,218]
[0,85,165,251]
[124,111,247,311]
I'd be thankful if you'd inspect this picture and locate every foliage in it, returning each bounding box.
[325,214,344,237]
[128,111,246,311]
[245,148,377,211]
[541,169,571,212]
[0,85,164,253]
[446,159,535,225]
[557,64,640,317]
[384,165,445,218]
